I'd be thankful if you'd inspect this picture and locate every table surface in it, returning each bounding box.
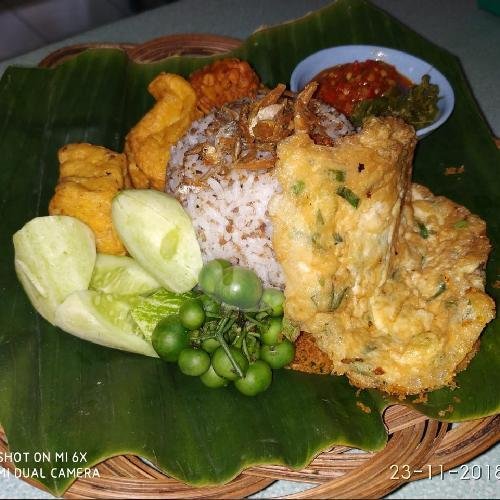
[0,0,498,498]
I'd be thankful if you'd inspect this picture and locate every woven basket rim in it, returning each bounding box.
[37,33,242,68]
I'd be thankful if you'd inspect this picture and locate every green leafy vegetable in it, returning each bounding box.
[333,233,344,244]
[282,316,300,342]
[13,216,96,324]
[316,209,325,225]
[291,180,305,195]
[418,222,430,239]
[329,169,346,182]
[336,186,360,208]
[330,287,348,311]
[454,219,469,229]
[427,282,447,301]
[350,75,439,130]
[130,288,197,340]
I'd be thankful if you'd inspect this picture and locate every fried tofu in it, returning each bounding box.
[48,143,128,255]
[57,142,130,189]
[125,73,199,190]
[271,117,495,394]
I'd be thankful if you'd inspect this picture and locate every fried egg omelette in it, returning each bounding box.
[270,116,495,395]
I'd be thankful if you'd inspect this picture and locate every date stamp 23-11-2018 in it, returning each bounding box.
[389,464,500,481]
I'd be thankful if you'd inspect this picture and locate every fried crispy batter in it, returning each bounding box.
[125,73,198,190]
[48,143,127,255]
[270,113,495,395]
[290,333,333,374]
[189,58,260,114]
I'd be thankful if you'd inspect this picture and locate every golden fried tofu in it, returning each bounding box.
[125,73,198,190]
[49,143,128,255]
[271,117,495,395]
[189,58,260,114]
[58,143,130,188]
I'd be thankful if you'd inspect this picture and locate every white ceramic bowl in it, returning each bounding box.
[290,45,455,138]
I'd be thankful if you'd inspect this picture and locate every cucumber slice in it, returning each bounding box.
[55,290,157,357]
[112,190,202,294]
[90,254,160,296]
[13,216,96,324]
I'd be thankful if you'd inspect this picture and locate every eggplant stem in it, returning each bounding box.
[244,314,264,327]
[215,318,244,378]
[242,336,251,363]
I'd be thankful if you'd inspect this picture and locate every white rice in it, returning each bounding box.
[167,101,353,288]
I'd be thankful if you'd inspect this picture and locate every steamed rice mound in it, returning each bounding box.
[166,89,354,287]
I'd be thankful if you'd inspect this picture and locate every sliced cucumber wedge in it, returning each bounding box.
[55,290,157,357]
[112,190,202,294]
[13,216,96,324]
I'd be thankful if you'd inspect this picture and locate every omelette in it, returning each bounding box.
[270,115,495,395]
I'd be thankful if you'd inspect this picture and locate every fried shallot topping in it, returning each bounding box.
[294,81,318,134]
[184,84,351,184]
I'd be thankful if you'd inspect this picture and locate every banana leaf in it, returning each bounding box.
[0,0,499,495]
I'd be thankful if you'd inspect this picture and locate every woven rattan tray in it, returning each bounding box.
[0,34,498,499]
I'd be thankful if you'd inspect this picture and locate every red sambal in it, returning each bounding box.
[313,59,412,116]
